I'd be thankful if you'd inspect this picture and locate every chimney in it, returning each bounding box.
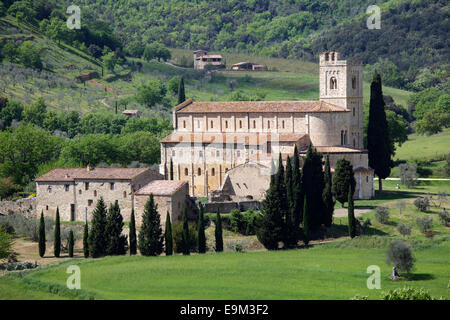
[87,164,94,171]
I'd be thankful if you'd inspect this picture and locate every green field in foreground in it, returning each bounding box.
[2,238,449,300]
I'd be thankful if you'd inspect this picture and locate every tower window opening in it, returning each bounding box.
[330,77,337,90]
[352,76,357,89]
[253,120,256,128]
[185,168,188,176]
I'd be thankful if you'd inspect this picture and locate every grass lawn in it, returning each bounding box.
[1,238,448,300]
[1,180,448,300]
[394,129,450,162]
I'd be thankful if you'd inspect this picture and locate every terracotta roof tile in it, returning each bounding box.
[310,146,367,153]
[175,99,348,114]
[36,168,155,182]
[135,180,187,196]
[161,132,307,144]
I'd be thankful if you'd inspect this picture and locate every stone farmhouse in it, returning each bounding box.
[231,62,267,71]
[36,166,190,224]
[193,50,224,70]
[159,52,375,200]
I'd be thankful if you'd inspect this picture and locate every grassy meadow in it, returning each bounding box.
[1,180,449,300]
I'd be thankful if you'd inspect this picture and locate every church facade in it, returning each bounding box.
[160,52,374,200]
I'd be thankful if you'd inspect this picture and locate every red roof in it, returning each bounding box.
[36,168,155,182]
[135,180,187,196]
[175,99,348,114]
[161,132,307,144]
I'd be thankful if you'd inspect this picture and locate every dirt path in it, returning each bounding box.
[87,79,133,110]
[333,208,372,218]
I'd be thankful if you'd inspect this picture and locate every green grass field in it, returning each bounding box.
[394,129,450,162]
[1,181,449,300]
[1,238,448,300]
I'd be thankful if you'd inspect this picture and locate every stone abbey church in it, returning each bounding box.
[160,52,375,200]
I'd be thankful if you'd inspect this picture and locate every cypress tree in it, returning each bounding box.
[106,200,127,255]
[302,145,325,229]
[129,208,137,255]
[68,229,74,258]
[88,197,108,258]
[169,158,174,180]
[215,209,223,252]
[138,194,164,256]
[303,195,309,246]
[255,169,284,250]
[83,221,89,258]
[367,72,392,192]
[181,206,190,255]
[283,155,296,248]
[178,76,185,104]
[292,144,303,228]
[348,185,356,238]
[197,203,206,253]
[332,158,356,207]
[323,155,335,227]
[38,211,46,258]
[165,211,173,256]
[54,207,61,257]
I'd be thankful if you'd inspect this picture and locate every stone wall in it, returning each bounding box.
[0,198,36,219]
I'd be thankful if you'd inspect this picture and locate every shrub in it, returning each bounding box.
[173,221,197,254]
[229,209,258,235]
[375,207,390,224]
[234,243,243,252]
[414,197,430,212]
[0,226,14,261]
[381,287,433,300]
[438,209,450,227]
[416,216,433,234]
[397,223,412,237]
[398,163,418,187]
[386,240,415,274]
[0,261,37,271]
[0,214,46,242]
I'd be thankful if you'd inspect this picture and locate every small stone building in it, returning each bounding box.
[36,166,163,222]
[134,180,189,226]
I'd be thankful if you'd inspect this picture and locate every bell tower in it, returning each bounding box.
[319,52,364,149]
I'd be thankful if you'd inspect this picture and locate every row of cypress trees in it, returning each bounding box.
[38,207,74,258]
[257,144,358,250]
[38,195,225,258]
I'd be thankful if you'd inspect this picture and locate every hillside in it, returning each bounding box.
[81,0,449,90]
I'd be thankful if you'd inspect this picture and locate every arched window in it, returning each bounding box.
[253,120,256,128]
[267,121,270,129]
[330,77,337,89]
[94,190,97,197]
[211,168,215,176]
[225,121,228,129]
[282,120,285,129]
[352,76,357,89]
[183,120,186,128]
[123,191,127,198]
[198,168,201,176]
[185,168,188,176]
